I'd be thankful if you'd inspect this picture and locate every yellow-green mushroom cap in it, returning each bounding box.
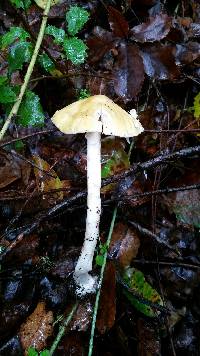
[51,95,144,138]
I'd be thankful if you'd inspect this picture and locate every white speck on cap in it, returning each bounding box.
[52,95,144,138]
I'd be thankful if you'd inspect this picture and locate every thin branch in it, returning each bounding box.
[133,259,200,270]
[0,129,55,148]
[0,0,52,140]
[102,145,200,187]
[144,129,200,133]
[113,183,200,201]
[0,191,86,260]
[128,220,178,253]
[10,150,56,178]
[30,72,113,83]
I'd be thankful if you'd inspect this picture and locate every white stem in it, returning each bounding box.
[74,132,101,296]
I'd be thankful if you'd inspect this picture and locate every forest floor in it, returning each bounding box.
[0,0,200,355]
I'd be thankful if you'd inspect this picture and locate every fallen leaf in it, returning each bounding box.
[87,26,115,64]
[141,44,180,80]
[130,14,172,43]
[70,301,93,331]
[58,333,84,355]
[0,303,30,340]
[20,302,53,355]
[33,155,63,205]
[0,150,30,188]
[175,42,200,65]
[123,267,163,317]
[50,247,79,279]
[101,137,130,178]
[109,222,140,268]
[4,234,39,265]
[101,137,130,194]
[168,189,200,228]
[188,22,200,38]
[113,42,144,101]
[96,262,116,334]
[0,336,22,355]
[108,6,129,38]
[137,318,161,355]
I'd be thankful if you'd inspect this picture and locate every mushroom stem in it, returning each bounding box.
[74,131,101,295]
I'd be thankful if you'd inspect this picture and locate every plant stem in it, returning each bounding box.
[74,132,101,296]
[49,302,79,356]
[88,206,118,356]
[0,0,52,140]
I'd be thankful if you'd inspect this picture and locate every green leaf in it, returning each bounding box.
[27,347,38,356]
[95,254,104,266]
[123,267,163,317]
[14,140,25,151]
[18,91,45,127]
[45,25,65,44]
[95,243,107,266]
[38,53,55,72]
[78,88,90,100]
[193,92,200,119]
[8,41,33,72]
[0,85,16,104]
[101,148,130,178]
[1,27,30,48]
[9,0,32,9]
[66,6,89,36]
[0,76,8,86]
[40,350,50,356]
[63,37,87,64]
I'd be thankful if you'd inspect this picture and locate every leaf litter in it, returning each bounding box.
[0,0,200,355]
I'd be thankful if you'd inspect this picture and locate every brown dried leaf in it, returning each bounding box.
[86,71,115,98]
[70,301,93,332]
[33,155,63,206]
[50,248,77,279]
[137,318,161,355]
[87,26,115,64]
[108,6,129,38]
[175,42,200,65]
[130,14,172,43]
[125,179,150,207]
[20,302,53,354]
[109,222,140,268]
[0,150,29,189]
[4,234,39,265]
[113,42,144,102]
[141,45,180,80]
[96,262,116,334]
[59,333,84,355]
[0,303,30,340]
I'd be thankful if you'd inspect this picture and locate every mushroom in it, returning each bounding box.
[51,95,144,296]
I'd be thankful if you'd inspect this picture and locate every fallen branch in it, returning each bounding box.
[103,145,200,186]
